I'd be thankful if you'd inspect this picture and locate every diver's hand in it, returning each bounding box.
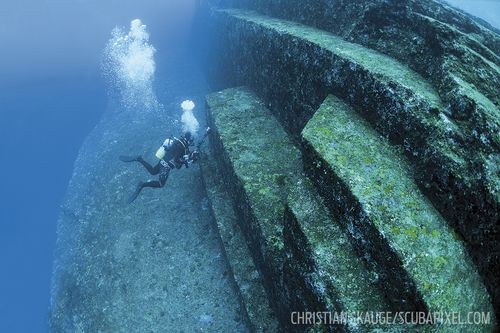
[190,150,200,162]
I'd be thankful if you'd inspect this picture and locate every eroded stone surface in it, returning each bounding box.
[204,8,499,317]
[302,95,495,332]
[206,87,301,326]
[200,150,279,332]
[285,178,398,332]
[209,0,500,145]
[206,87,413,332]
[49,64,249,333]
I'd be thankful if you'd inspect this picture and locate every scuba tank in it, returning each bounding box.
[155,146,166,159]
[156,137,175,160]
[155,128,210,161]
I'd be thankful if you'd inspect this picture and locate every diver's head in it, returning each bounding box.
[183,131,193,145]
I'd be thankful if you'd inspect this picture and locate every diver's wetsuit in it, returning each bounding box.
[136,157,173,189]
[121,134,195,203]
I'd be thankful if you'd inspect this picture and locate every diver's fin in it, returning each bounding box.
[127,182,144,204]
[119,155,141,162]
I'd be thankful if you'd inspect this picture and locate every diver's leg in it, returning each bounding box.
[159,168,170,186]
[140,180,162,188]
[127,180,159,203]
[141,166,170,188]
[127,167,170,204]
[119,155,160,175]
[137,158,161,175]
[127,181,145,204]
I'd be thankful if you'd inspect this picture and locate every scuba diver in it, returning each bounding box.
[119,130,207,203]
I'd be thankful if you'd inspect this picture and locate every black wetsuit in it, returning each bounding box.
[122,135,194,203]
[121,127,211,203]
[138,136,191,189]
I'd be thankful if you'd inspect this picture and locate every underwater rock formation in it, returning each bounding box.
[303,95,492,322]
[204,86,494,332]
[198,0,499,331]
[284,178,392,332]
[200,151,279,332]
[205,87,303,325]
[49,63,252,332]
[49,0,498,332]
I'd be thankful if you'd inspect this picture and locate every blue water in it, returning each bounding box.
[0,75,106,332]
[0,2,192,331]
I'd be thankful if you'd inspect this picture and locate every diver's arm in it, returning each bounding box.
[183,150,200,166]
[173,150,199,169]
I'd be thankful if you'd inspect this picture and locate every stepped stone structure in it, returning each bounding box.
[303,95,492,324]
[283,179,393,332]
[49,1,498,332]
[198,0,499,331]
[205,87,303,324]
[200,152,279,332]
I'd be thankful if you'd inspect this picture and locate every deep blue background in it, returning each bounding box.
[0,75,106,332]
[0,0,497,332]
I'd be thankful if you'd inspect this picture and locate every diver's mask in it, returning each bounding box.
[183,131,194,146]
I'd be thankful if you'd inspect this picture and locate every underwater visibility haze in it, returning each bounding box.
[0,0,499,332]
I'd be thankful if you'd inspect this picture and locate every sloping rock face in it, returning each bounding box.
[199,0,499,326]
[284,179,394,332]
[214,0,499,110]
[49,63,251,332]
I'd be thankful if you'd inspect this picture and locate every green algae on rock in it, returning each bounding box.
[200,150,279,332]
[204,6,499,319]
[206,86,302,326]
[302,95,495,331]
[284,178,404,332]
